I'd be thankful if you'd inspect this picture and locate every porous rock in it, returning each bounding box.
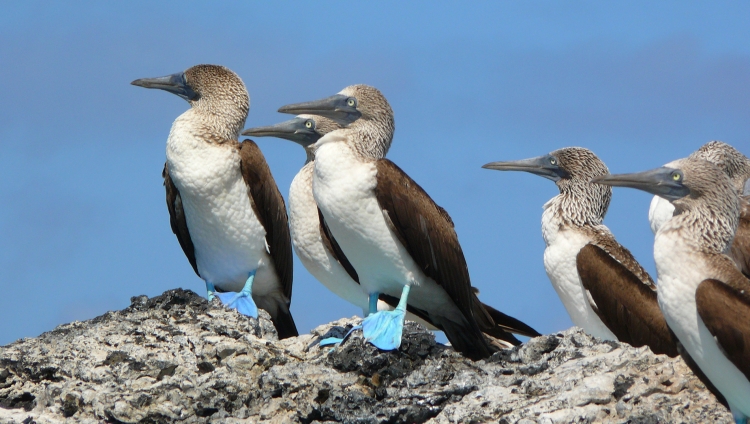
[0,289,733,423]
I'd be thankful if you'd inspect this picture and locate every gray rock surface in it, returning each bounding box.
[0,289,733,423]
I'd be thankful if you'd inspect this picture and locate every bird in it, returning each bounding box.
[241,115,536,347]
[131,64,298,339]
[276,85,539,360]
[482,147,677,356]
[240,115,422,321]
[649,141,750,278]
[594,156,750,422]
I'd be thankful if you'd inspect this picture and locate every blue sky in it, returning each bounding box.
[1,2,749,345]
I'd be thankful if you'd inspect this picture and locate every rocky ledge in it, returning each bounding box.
[0,289,733,423]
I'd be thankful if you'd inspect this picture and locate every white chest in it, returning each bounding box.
[287,162,370,312]
[541,204,615,340]
[165,114,270,290]
[655,230,750,416]
[312,138,417,295]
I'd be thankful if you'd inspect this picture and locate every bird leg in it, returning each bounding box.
[215,270,259,318]
[368,292,379,316]
[206,282,217,302]
[362,284,410,351]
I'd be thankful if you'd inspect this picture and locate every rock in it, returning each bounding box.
[0,289,733,423]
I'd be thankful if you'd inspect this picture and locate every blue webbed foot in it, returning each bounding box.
[362,308,406,350]
[319,325,362,347]
[361,285,410,351]
[215,291,259,318]
[213,270,258,318]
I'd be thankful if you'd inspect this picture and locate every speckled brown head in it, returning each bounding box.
[483,147,612,225]
[132,64,249,140]
[690,141,750,194]
[595,156,741,253]
[277,84,395,160]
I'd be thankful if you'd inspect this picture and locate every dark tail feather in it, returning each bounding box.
[382,293,533,349]
[481,325,522,347]
[435,317,497,361]
[481,302,541,338]
[270,303,299,340]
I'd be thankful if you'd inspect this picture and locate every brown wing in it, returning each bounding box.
[163,163,199,276]
[238,140,293,301]
[730,200,750,278]
[239,140,297,339]
[577,244,678,357]
[696,279,750,382]
[375,160,535,359]
[318,208,359,283]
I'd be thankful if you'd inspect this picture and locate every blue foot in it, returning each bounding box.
[362,309,406,350]
[319,325,362,347]
[214,271,258,318]
[362,286,410,351]
[320,337,345,346]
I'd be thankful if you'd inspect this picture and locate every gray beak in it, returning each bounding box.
[592,167,690,201]
[482,155,569,182]
[131,72,197,102]
[278,94,361,125]
[241,117,320,147]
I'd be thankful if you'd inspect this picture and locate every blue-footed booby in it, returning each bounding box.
[649,141,750,278]
[483,148,677,356]
[277,85,539,359]
[595,157,750,422]
[241,116,532,347]
[131,64,298,339]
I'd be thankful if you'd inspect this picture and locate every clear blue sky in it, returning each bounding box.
[1,2,749,345]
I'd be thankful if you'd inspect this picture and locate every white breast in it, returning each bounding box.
[165,111,278,295]
[312,134,462,321]
[648,195,674,235]
[655,229,750,417]
[288,162,370,313]
[541,199,616,340]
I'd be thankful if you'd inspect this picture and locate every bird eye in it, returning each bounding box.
[347,98,356,107]
[305,120,313,129]
[671,172,681,182]
[549,157,557,165]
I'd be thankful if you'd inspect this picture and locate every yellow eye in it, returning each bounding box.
[672,172,681,181]
[305,120,313,129]
[550,157,557,165]
[347,98,356,107]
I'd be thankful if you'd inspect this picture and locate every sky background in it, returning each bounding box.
[1,2,749,346]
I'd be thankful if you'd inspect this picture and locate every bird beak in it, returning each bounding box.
[278,94,361,125]
[241,117,320,147]
[592,167,690,201]
[131,72,198,101]
[482,155,569,182]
